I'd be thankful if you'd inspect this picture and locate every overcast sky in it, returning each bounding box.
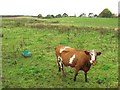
[0,0,119,16]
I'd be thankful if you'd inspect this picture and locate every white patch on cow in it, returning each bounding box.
[60,46,70,53]
[59,61,63,69]
[90,60,93,64]
[90,50,97,64]
[58,56,63,68]
[69,54,75,64]
[90,50,96,61]
[91,55,95,61]
[58,56,62,61]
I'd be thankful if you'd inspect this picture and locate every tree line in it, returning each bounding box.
[38,8,118,18]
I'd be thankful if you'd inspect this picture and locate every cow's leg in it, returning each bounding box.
[61,63,66,78]
[58,64,61,72]
[57,60,61,72]
[57,56,66,77]
[74,71,78,81]
[74,65,80,81]
[57,56,62,72]
[84,72,87,82]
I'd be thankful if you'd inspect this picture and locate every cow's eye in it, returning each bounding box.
[90,53,93,56]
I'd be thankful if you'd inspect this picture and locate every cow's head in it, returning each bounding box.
[85,50,101,65]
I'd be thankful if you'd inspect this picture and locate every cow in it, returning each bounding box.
[55,45,101,82]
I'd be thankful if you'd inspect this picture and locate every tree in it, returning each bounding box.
[50,15,55,18]
[99,8,113,18]
[63,13,68,17]
[45,14,53,18]
[56,14,62,18]
[94,14,98,18]
[38,14,42,18]
[88,13,94,18]
[79,13,86,17]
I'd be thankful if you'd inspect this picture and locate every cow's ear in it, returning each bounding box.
[84,50,90,55]
[97,52,101,56]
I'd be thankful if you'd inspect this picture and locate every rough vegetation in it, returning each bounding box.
[2,17,118,88]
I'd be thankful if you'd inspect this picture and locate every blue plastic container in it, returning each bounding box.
[22,50,32,57]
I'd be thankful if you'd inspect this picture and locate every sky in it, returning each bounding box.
[0,0,119,16]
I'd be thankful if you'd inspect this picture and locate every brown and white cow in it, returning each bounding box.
[55,45,101,82]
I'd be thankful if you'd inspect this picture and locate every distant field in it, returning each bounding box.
[48,17,118,28]
[2,17,118,88]
[3,17,118,29]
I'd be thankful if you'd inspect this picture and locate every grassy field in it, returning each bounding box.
[48,17,118,28]
[2,17,118,88]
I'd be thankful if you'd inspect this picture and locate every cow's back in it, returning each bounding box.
[61,48,76,66]
[55,45,65,56]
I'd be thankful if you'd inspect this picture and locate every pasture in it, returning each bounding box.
[2,17,118,88]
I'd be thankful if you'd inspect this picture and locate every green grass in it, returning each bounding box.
[47,17,118,28]
[2,17,118,88]
[3,17,118,29]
